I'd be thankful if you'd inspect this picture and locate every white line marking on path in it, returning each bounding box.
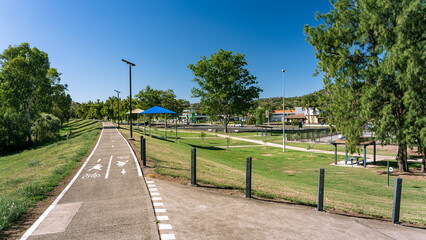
[21,122,106,240]
[147,180,176,240]
[121,169,126,175]
[161,234,176,240]
[159,224,172,230]
[97,158,101,163]
[112,145,114,148]
[157,216,169,221]
[115,127,142,176]
[105,155,113,179]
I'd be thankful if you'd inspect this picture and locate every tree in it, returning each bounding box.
[48,68,72,126]
[69,101,80,119]
[304,0,425,172]
[301,94,319,124]
[136,85,189,114]
[188,49,262,133]
[136,85,189,126]
[32,113,61,143]
[0,43,51,146]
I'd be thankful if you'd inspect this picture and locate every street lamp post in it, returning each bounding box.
[122,59,135,140]
[114,90,120,127]
[282,69,285,153]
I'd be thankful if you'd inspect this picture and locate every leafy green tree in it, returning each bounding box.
[304,0,425,172]
[302,94,319,124]
[136,85,189,114]
[48,68,72,126]
[32,113,61,143]
[0,43,52,145]
[136,85,189,126]
[188,49,262,132]
[101,97,115,121]
[69,101,80,119]
[255,106,272,125]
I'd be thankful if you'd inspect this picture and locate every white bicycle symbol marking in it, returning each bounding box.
[82,172,101,179]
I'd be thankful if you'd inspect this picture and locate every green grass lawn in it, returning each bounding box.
[133,127,258,147]
[0,119,101,231]
[120,125,426,225]
[219,132,397,157]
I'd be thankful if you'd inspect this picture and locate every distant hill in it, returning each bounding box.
[255,89,324,110]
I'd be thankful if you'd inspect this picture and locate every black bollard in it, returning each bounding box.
[392,177,403,224]
[142,138,146,167]
[246,156,252,198]
[141,135,143,166]
[191,148,197,186]
[318,168,325,211]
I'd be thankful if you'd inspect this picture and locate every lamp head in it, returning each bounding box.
[281,69,285,72]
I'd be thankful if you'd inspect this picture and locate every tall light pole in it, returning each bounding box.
[282,69,286,152]
[122,59,135,140]
[114,90,120,127]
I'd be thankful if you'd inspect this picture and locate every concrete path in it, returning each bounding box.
[147,177,425,240]
[212,133,393,167]
[21,122,158,240]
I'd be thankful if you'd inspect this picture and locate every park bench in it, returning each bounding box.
[345,156,363,166]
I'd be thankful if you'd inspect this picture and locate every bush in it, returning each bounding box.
[0,196,28,231]
[199,131,206,142]
[247,116,256,125]
[33,113,61,143]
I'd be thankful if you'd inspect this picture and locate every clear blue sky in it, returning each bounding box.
[0,0,332,103]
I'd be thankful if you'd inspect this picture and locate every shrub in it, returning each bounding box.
[247,116,256,125]
[0,196,28,231]
[199,131,206,142]
[33,113,61,143]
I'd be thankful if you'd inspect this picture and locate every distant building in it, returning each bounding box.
[180,109,209,123]
[303,107,320,124]
[271,110,295,122]
[270,107,322,124]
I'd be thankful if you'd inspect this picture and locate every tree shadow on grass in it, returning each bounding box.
[0,121,101,158]
[373,160,421,172]
[184,143,224,151]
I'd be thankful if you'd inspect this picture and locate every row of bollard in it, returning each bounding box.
[143,143,404,225]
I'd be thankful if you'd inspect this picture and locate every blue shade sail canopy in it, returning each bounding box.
[138,106,176,114]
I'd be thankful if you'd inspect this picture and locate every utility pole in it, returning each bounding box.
[282,69,286,152]
[122,59,135,140]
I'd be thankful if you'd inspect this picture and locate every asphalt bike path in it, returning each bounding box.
[21,122,158,240]
[147,177,426,240]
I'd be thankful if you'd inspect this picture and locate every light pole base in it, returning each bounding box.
[129,138,135,140]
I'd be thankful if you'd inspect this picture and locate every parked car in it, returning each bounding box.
[234,123,243,127]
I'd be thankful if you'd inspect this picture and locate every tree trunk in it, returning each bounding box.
[422,147,425,173]
[396,142,409,172]
[26,102,33,146]
[224,116,228,133]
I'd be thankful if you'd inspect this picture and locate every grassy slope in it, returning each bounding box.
[120,125,426,225]
[0,119,101,231]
